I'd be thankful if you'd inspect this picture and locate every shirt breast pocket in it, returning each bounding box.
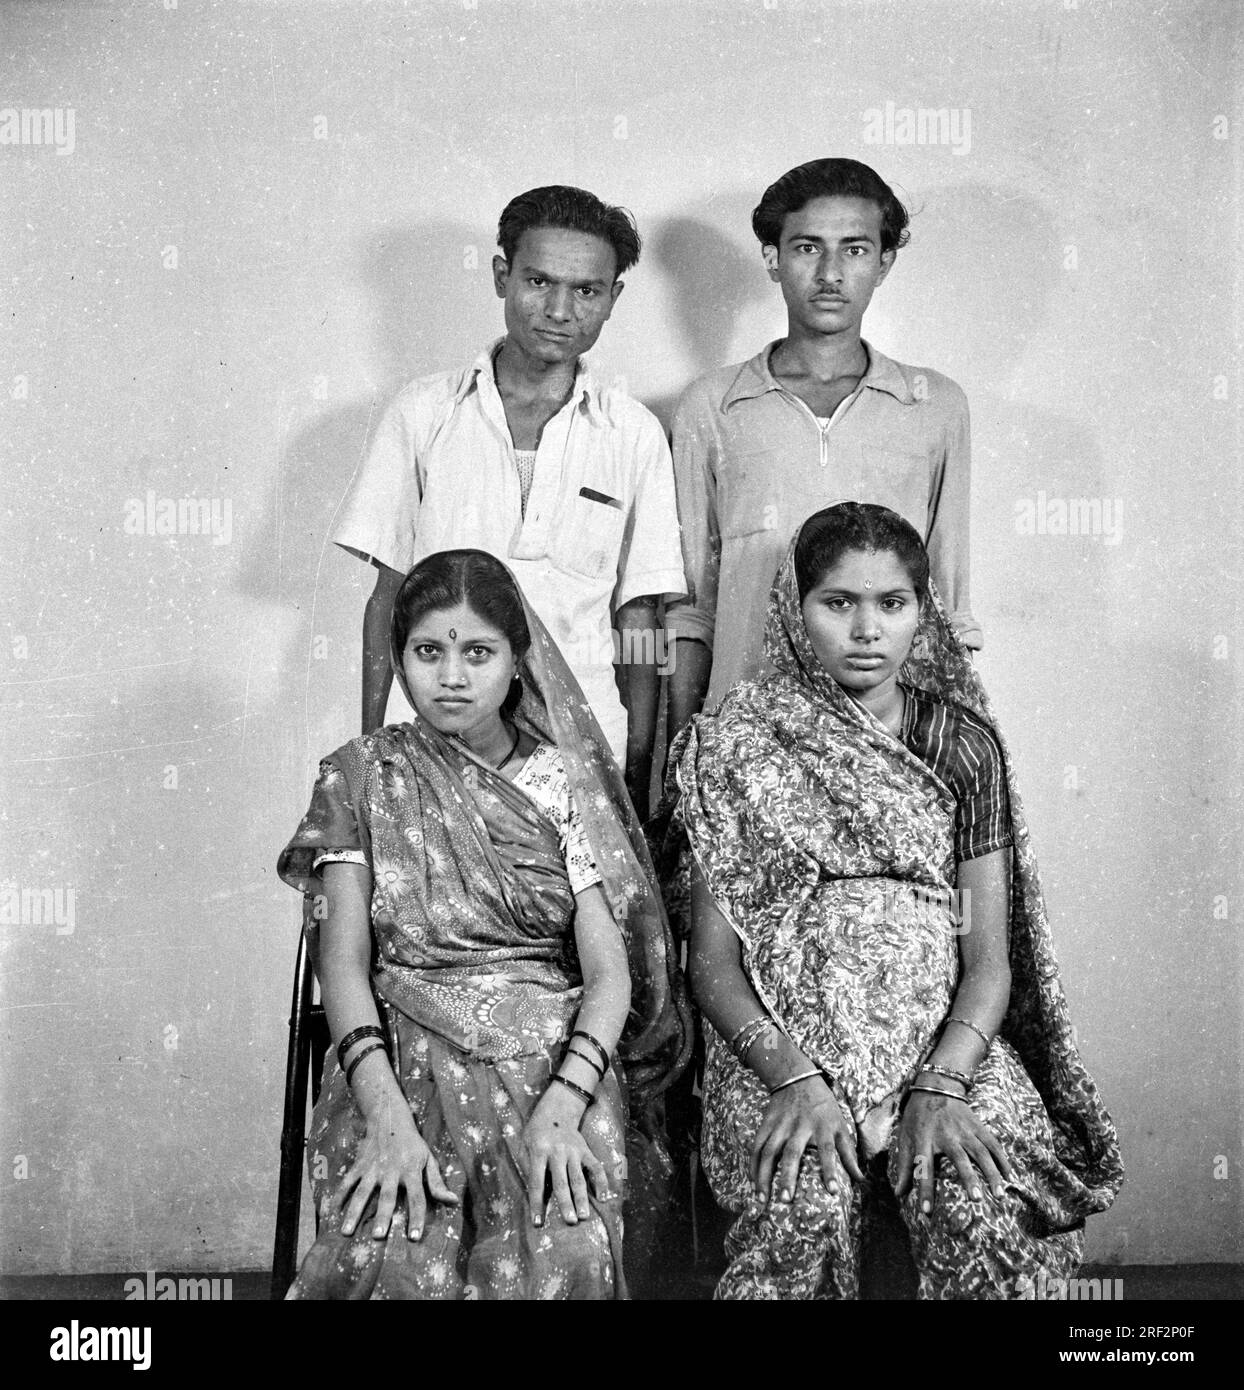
[552,488,627,581]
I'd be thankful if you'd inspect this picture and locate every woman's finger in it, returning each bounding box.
[567,1153,592,1222]
[549,1153,578,1225]
[891,1123,917,1198]
[976,1123,1013,1182]
[754,1128,786,1202]
[404,1166,428,1239]
[333,1164,363,1212]
[774,1128,809,1204]
[372,1178,398,1240]
[915,1147,936,1215]
[582,1150,611,1200]
[423,1154,459,1207]
[340,1173,376,1237]
[964,1137,1006,1197]
[948,1143,983,1202]
[829,1114,866,1183]
[814,1135,841,1194]
[526,1149,549,1228]
[748,1123,774,1188]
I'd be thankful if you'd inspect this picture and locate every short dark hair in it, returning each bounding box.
[497,185,641,279]
[752,158,910,256]
[795,502,930,603]
[391,549,530,711]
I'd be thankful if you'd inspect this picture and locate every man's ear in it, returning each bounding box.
[762,244,781,282]
[608,278,625,310]
[875,248,896,285]
[492,254,509,298]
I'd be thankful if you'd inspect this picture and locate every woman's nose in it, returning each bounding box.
[440,656,467,686]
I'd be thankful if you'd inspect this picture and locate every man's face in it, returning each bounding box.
[763,195,894,339]
[493,226,623,365]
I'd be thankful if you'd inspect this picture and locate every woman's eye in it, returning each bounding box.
[412,644,439,659]
[882,598,906,611]
[466,646,493,660]
[826,597,851,610]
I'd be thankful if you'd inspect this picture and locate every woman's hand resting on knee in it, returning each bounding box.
[522,1086,613,1228]
[893,1091,1012,1214]
[335,1090,458,1242]
[752,1076,866,1206]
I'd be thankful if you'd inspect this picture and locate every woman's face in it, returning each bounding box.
[400,601,518,739]
[800,547,921,694]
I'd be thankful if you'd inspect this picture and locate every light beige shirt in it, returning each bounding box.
[666,341,974,708]
[334,340,687,761]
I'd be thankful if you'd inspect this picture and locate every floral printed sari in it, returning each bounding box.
[671,533,1123,1299]
[278,557,691,1299]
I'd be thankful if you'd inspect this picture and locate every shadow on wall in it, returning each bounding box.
[235,221,484,768]
[644,193,775,429]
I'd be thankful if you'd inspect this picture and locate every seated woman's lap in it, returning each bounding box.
[298,1025,626,1299]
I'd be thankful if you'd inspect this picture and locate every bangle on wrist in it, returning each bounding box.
[564,1045,606,1080]
[768,1068,824,1096]
[730,1016,774,1064]
[945,1015,992,1050]
[919,1063,973,1089]
[344,1041,387,1087]
[550,1073,594,1106]
[570,1029,611,1072]
[336,1024,386,1072]
[908,1083,971,1104]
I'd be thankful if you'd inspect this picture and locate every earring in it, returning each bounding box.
[507,674,523,705]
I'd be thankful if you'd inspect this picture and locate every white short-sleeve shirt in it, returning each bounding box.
[334,340,687,763]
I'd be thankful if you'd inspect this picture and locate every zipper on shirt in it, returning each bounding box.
[779,387,834,468]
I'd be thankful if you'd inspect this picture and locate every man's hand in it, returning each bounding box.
[948,610,983,652]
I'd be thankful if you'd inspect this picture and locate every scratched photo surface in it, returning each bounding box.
[1,0,1239,1300]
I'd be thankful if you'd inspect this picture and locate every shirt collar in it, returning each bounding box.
[457,336,607,424]
[721,339,915,410]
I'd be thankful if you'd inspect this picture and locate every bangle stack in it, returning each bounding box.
[549,1028,611,1109]
[550,1073,595,1106]
[336,1024,386,1072]
[729,1015,773,1064]
[345,1042,386,1087]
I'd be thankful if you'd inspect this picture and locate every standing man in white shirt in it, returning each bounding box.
[334,185,686,815]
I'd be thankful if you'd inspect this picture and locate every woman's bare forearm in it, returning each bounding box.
[924,847,1013,1080]
[318,862,407,1121]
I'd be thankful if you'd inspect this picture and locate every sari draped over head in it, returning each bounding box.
[277,555,691,1299]
[279,558,692,1107]
[672,534,1123,1215]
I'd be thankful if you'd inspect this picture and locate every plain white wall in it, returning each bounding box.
[2,0,1239,1276]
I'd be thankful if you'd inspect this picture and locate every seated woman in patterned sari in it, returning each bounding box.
[278,549,689,1299]
[672,503,1123,1300]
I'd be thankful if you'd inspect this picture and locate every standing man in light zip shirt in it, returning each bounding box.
[334,186,686,817]
[666,158,981,745]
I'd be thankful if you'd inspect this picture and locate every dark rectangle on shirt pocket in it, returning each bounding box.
[579,487,622,509]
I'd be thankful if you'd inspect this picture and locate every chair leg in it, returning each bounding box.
[271,930,316,1300]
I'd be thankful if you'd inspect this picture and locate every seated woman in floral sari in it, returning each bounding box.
[672,502,1123,1300]
[278,549,689,1299]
